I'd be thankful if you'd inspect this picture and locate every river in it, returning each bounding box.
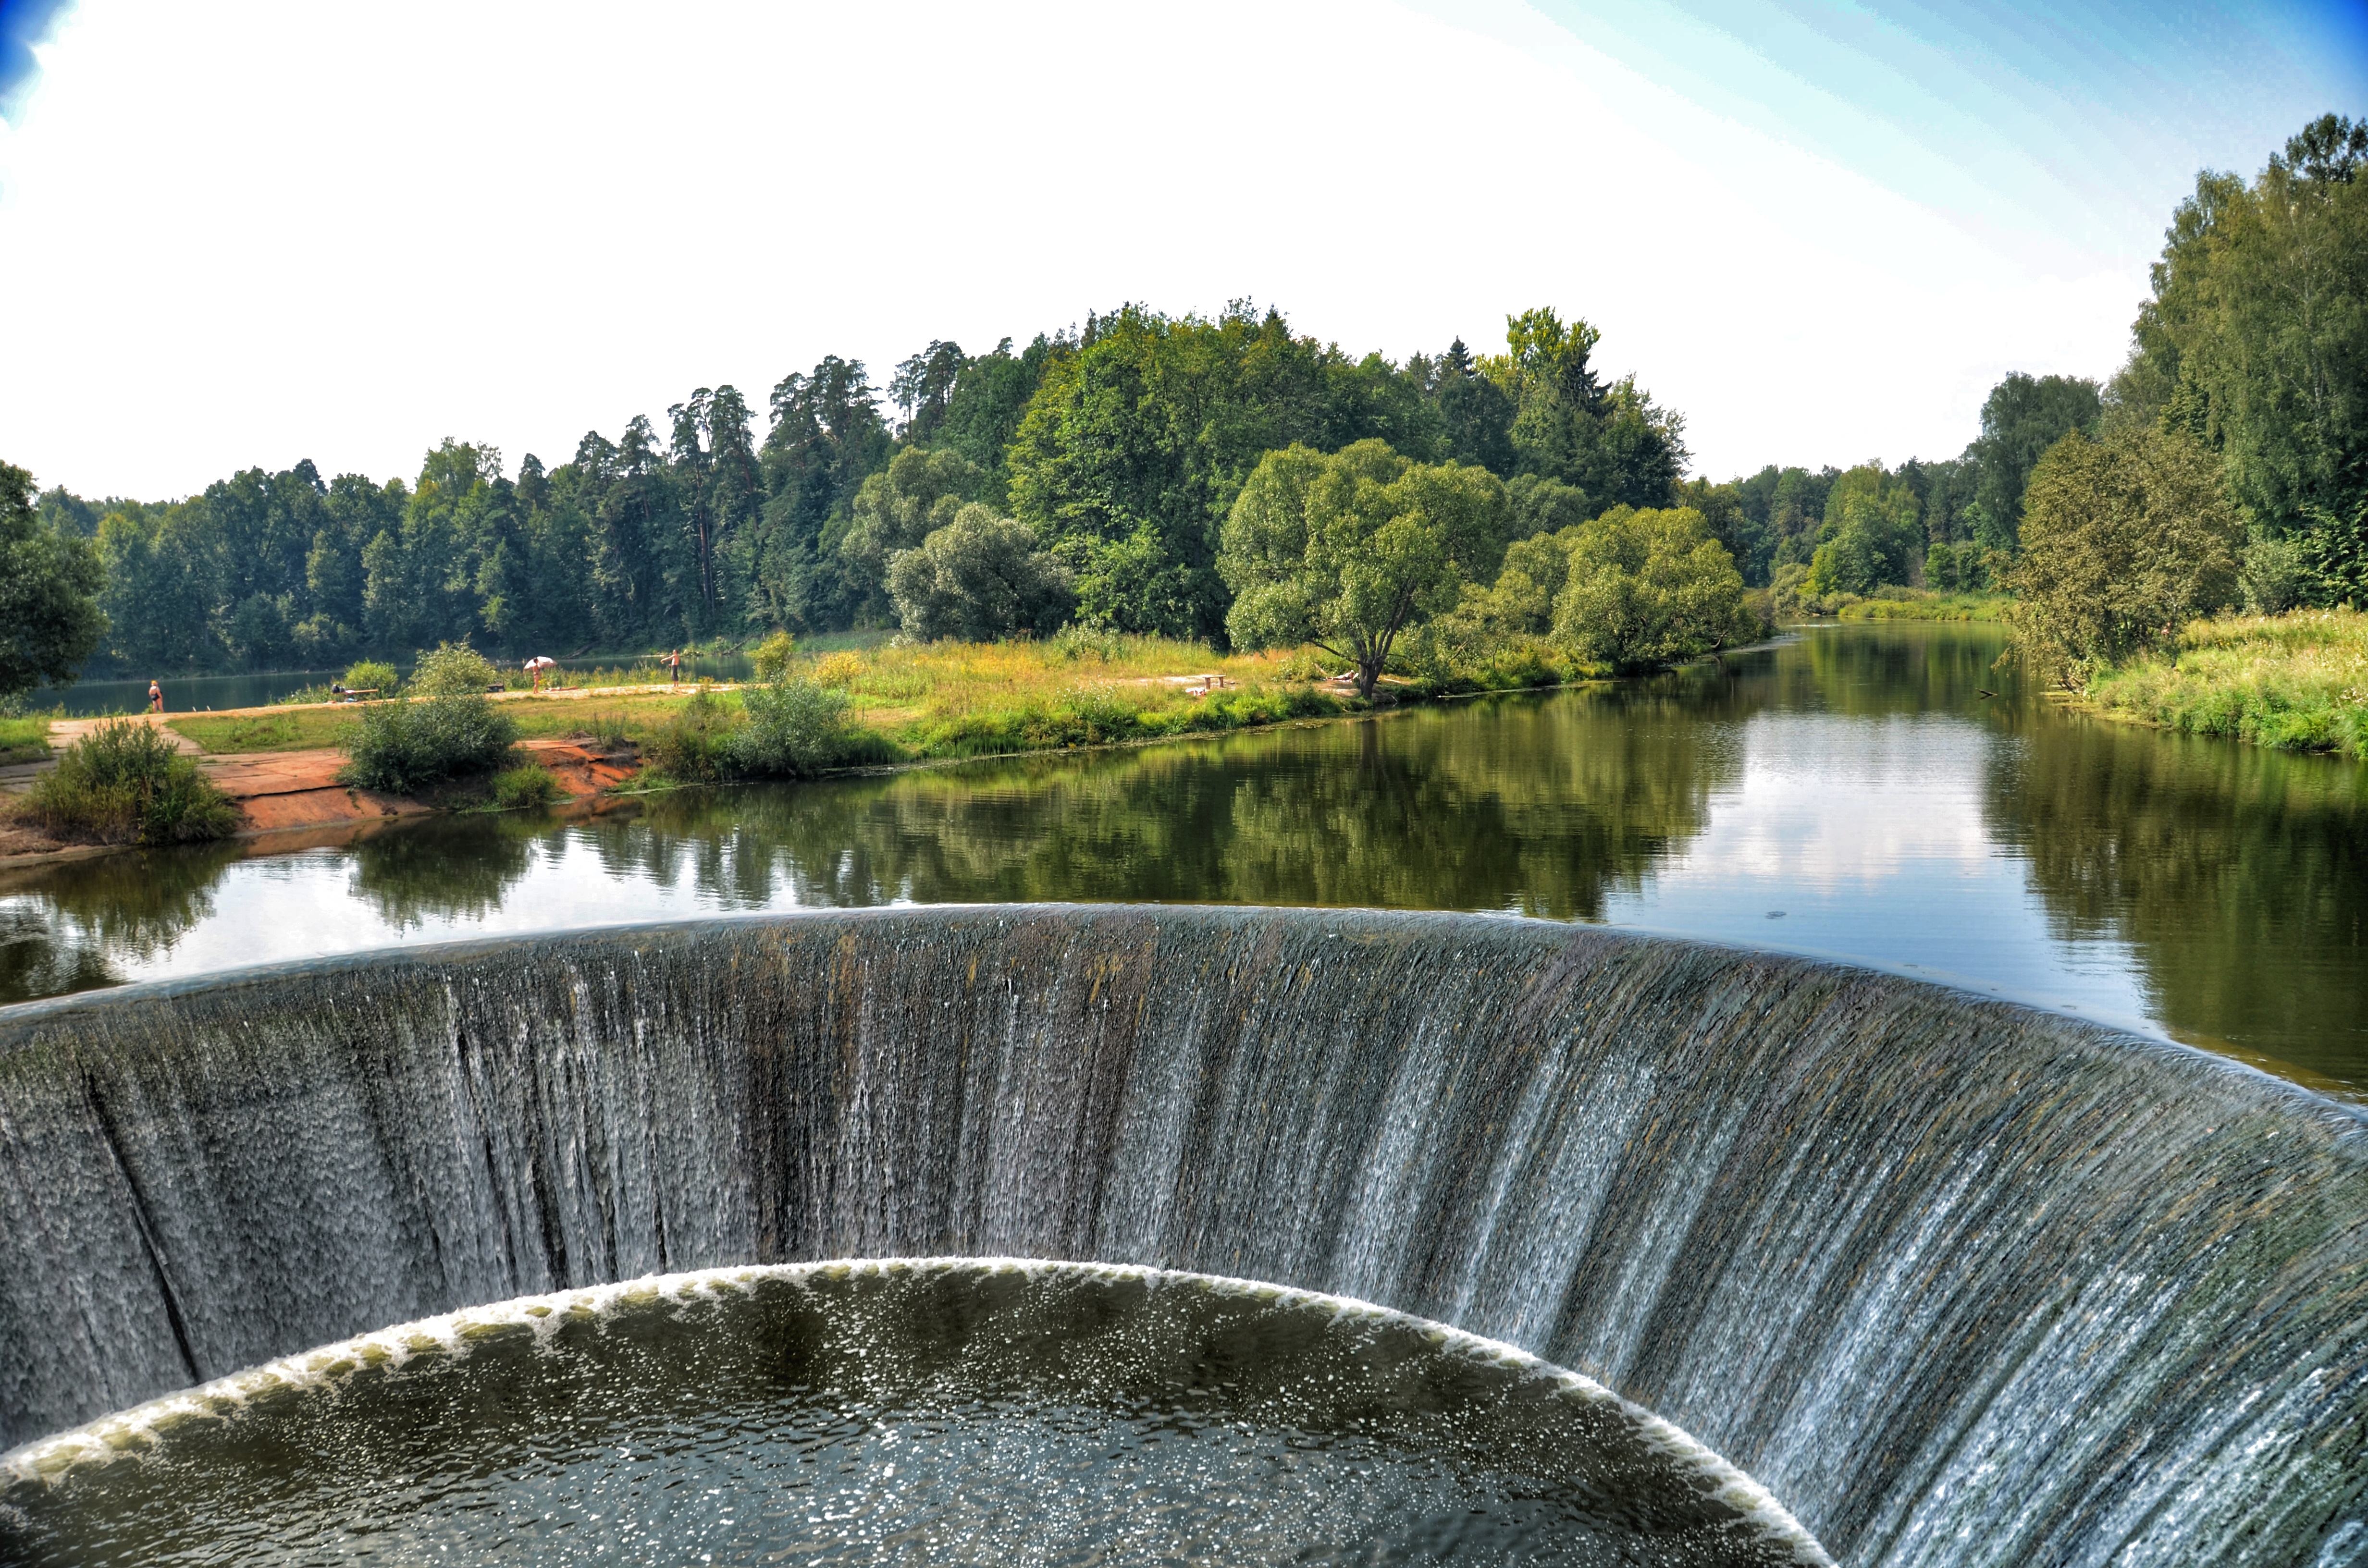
[4,622,2361,1094]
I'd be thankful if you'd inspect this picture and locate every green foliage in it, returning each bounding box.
[1834,589,2011,623]
[837,448,980,620]
[636,677,885,782]
[1553,506,1755,671]
[407,641,499,696]
[1806,465,1923,597]
[42,300,1674,671]
[1483,308,1686,511]
[749,630,798,683]
[488,763,562,810]
[886,505,1074,642]
[641,689,739,783]
[1964,374,2102,553]
[0,713,54,765]
[1219,441,1510,697]
[2239,532,2314,614]
[729,677,885,777]
[2007,426,2244,686]
[2302,494,2368,607]
[340,692,521,793]
[0,461,107,699]
[24,721,237,845]
[2083,608,2368,759]
[1003,303,1501,640]
[342,659,399,694]
[2111,113,2368,587]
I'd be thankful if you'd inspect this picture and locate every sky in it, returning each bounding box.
[0,0,2361,501]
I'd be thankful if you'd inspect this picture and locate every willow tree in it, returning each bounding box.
[1219,440,1508,698]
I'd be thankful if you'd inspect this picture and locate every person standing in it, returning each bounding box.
[148,679,162,714]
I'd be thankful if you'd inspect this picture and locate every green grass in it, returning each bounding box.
[486,763,563,811]
[2083,608,2368,759]
[1837,589,2012,623]
[0,715,52,765]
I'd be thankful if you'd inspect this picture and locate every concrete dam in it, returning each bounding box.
[0,905,2360,1565]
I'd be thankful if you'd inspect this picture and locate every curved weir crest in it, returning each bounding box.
[0,905,2361,1565]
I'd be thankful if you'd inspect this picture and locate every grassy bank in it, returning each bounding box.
[167,637,1353,767]
[2081,609,2368,759]
[0,715,52,765]
[833,636,1341,757]
[1836,589,2012,623]
[170,693,719,755]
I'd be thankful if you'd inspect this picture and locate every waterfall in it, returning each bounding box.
[0,905,2360,1566]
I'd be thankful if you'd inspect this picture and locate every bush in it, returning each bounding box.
[343,659,399,695]
[1554,506,1755,671]
[728,677,881,777]
[24,720,238,845]
[811,650,866,688]
[489,763,562,810]
[641,690,738,783]
[341,693,519,792]
[750,631,798,684]
[408,642,500,696]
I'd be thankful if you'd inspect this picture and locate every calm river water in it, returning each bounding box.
[4,624,2361,1094]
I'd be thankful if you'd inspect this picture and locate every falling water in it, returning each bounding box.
[0,906,2360,1565]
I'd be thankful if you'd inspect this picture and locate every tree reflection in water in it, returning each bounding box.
[0,842,241,1000]
[605,676,1751,922]
[0,625,2360,1096]
[1987,700,2367,1085]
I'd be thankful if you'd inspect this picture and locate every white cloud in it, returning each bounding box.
[1,0,2143,498]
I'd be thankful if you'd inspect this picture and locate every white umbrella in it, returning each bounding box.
[523,655,558,690]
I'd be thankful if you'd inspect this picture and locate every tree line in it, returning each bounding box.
[20,302,1689,677]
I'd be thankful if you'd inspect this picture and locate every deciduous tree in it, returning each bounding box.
[0,461,105,698]
[1219,441,1509,697]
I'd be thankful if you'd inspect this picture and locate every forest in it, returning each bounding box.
[12,114,2364,681]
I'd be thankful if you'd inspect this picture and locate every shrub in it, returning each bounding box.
[728,677,877,778]
[641,690,738,783]
[342,659,399,695]
[489,763,562,810]
[341,693,519,793]
[812,650,866,688]
[1554,506,1755,671]
[408,642,500,696]
[750,631,799,684]
[24,720,238,845]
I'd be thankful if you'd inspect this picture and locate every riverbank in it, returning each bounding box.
[1836,589,2010,623]
[2076,608,2368,759]
[0,638,1369,865]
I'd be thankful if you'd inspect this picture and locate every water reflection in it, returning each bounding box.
[1988,702,2367,1083]
[2,625,2360,1094]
